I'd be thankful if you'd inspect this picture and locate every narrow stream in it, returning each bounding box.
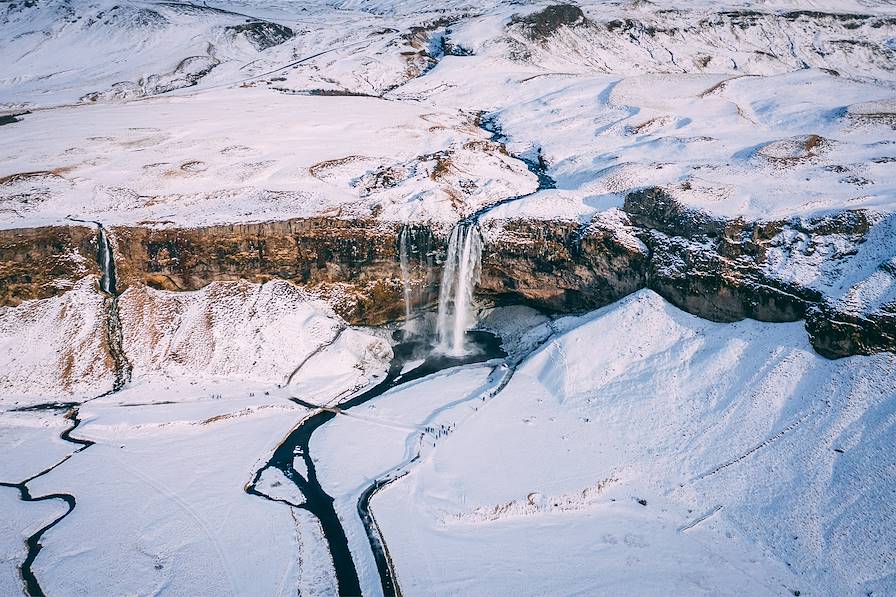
[247,330,504,596]
[0,405,94,597]
[3,220,130,595]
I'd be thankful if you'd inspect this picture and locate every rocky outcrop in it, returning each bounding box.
[510,5,590,41]
[807,304,896,360]
[503,4,896,79]
[623,187,894,358]
[623,188,817,323]
[226,21,295,51]
[479,217,647,312]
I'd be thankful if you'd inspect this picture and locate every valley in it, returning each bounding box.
[1,1,894,595]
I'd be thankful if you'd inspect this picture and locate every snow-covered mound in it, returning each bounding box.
[498,3,896,80]
[374,290,896,596]
[0,277,392,401]
[0,0,300,108]
[120,279,392,385]
[0,277,114,401]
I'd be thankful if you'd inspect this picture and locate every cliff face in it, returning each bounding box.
[626,188,817,323]
[0,225,99,305]
[479,218,648,313]
[2,196,893,358]
[111,218,407,325]
[623,188,894,358]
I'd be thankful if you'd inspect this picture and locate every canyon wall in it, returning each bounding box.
[1,192,892,358]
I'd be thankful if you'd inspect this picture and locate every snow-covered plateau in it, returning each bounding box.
[1,1,894,596]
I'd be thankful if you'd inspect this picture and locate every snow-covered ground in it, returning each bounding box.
[0,88,534,228]
[0,279,391,595]
[2,1,895,595]
[374,290,896,596]
[4,0,895,229]
[0,277,113,401]
[312,363,506,596]
[23,381,321,596]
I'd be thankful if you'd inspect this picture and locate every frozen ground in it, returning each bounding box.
[0,277,113,401]
[1,1,895,595]
[23,381,320,596]
[374,290,896,596]
[312,363,505,596]
[0,88,534,228]
[1,263,893,595]
[0,279,391,595]
[3,1,895,229]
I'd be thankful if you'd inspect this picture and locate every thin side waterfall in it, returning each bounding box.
[398,225,435,337]
[399,226,416,335]
[436,221,483,355]
[95,223,132,390]
[97,224,117,295]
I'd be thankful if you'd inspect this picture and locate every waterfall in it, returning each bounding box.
[398,225,436,337]
[436,221,482,355]
[399,226,416,335]
[95,223,131,389]
[97,224,117,295]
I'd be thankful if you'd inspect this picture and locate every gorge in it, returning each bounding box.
[1,1,895,596]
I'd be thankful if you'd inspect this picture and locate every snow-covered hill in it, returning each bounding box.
[1,2,894,596]
[375,290,896,596]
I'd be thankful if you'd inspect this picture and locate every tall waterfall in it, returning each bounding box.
[95,223,131,390]
[436,221,483,355]
[97,224,117,295]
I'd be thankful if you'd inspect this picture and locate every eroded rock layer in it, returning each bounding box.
[0,225,98,305]
[1,195,893,358]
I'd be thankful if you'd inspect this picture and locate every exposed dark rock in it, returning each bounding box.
[111,218,409,326]
[2,191,893,359]
[641,230,813,324]
[623,187,893,357]
[806,303,896,359]
[479,218,647,313]
[624,187,727,239]
[781,10,871,23]
[511,5,590,41]
[227,21,295,51]
[0,112,28,126]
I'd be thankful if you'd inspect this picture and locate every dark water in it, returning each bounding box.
[478,112,557,192]
[0,112,27,126]
[247,330,505,596]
